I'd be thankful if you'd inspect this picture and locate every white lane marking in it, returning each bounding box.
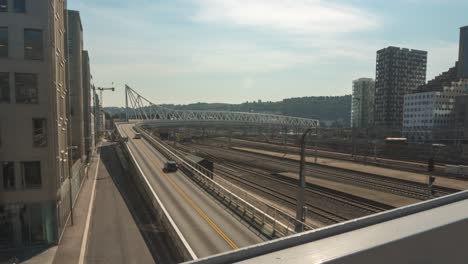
[78,153,101,264]
[123,125,198,260]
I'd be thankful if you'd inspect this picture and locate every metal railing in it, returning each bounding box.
[115,124,197,261]
[125,85,319,130]
[136,126,309,238]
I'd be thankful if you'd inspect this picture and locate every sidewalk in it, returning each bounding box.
[51,153,100,264]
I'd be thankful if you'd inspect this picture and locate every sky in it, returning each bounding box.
[69,0,468,106]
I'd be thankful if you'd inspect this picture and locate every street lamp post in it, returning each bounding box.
[296,127,315,232]
[67,145,78,226]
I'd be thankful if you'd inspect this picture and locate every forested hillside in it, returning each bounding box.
[105,95,351,127]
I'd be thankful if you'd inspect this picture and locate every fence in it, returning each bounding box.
[136,126,308,238]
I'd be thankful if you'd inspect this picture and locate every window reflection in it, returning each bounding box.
[15,73,38,104]
[2,162,15,190]
[13,0,25,13]
[0,205,15,249]
[24,29,43,60]
[0,72,9,103]
[21,161,41,189]
[33,119,47,147]
[0,0,7,12]
[0,27,8,58]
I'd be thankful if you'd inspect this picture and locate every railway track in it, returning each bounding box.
[215,163,345,226]
[176,143,391,226]
[186,142,455,200]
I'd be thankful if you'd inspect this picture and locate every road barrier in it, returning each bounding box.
[135,126,305,238]
[115,125,197,262]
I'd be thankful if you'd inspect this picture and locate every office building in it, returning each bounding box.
[458,26,468,79]
[374,46,427,133]
[455,81,468,142]
[67,10,85,162]
[0,0,70,248]
[403,80,468,142]
[82,50,94,157]
[351,78,375,128]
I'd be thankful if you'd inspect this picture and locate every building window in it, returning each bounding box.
[13,0,25,13]
[33,119,46,147]
[21,161,41,189]
[15,73,38,103]
[24,29,43,60]
[0,0,7,12]
[20,204,45,245]
[0,27,7,58]
[0,205,15,249]
[0,72,8,103]
[2,162,15,190]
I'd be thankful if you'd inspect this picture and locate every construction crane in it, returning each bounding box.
[97,86,115,107]
[96,86,115,134]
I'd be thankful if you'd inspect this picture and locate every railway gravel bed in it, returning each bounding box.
[175,142,396,227]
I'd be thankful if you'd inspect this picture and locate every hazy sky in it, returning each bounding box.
[69,0,468,106]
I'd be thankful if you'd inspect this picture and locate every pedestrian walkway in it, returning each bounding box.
[83,143,155,264]
[52,153,101,264]
[233,147,468,191]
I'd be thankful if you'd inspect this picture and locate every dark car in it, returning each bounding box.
[163,160,178,172]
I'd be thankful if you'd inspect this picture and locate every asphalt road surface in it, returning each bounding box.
[118,124,264,259]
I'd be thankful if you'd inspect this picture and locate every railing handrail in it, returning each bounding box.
[137,126,305,236]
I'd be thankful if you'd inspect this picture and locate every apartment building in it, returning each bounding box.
[374,46,427,133]
[0,0,70,248]
[351,78,375,128]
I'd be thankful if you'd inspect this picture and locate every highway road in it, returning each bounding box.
[117,124,264,258]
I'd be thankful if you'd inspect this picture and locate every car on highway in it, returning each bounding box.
[163,160,178,173]
[134,132,142,139]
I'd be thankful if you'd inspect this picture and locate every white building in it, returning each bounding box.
[403,80,468,142]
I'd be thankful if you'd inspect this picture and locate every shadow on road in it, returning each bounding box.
[99,143,180,264]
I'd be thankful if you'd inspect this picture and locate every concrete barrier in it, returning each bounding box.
[115,125,198,262]
[136,126,301,239]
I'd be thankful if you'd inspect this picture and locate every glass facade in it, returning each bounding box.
[33,118,47,147]
[24,29,43,60]
[15,73,38,104]
[2,161,15,190]
[0,0,7,12]
[0,202,57,248]
[13,0,25,13]
[21,161,41,189]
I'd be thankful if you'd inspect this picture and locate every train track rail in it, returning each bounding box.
[186,142,456,200]
[176,143,391,226]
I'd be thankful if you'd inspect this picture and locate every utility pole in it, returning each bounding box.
[67,146,78,225]
[296,127,315,232]
[314,126,318,163]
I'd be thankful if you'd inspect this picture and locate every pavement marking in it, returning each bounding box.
[158,167,239,250]
[123,125,198,260]
[128,124,237,249]
[78,153,101,264]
